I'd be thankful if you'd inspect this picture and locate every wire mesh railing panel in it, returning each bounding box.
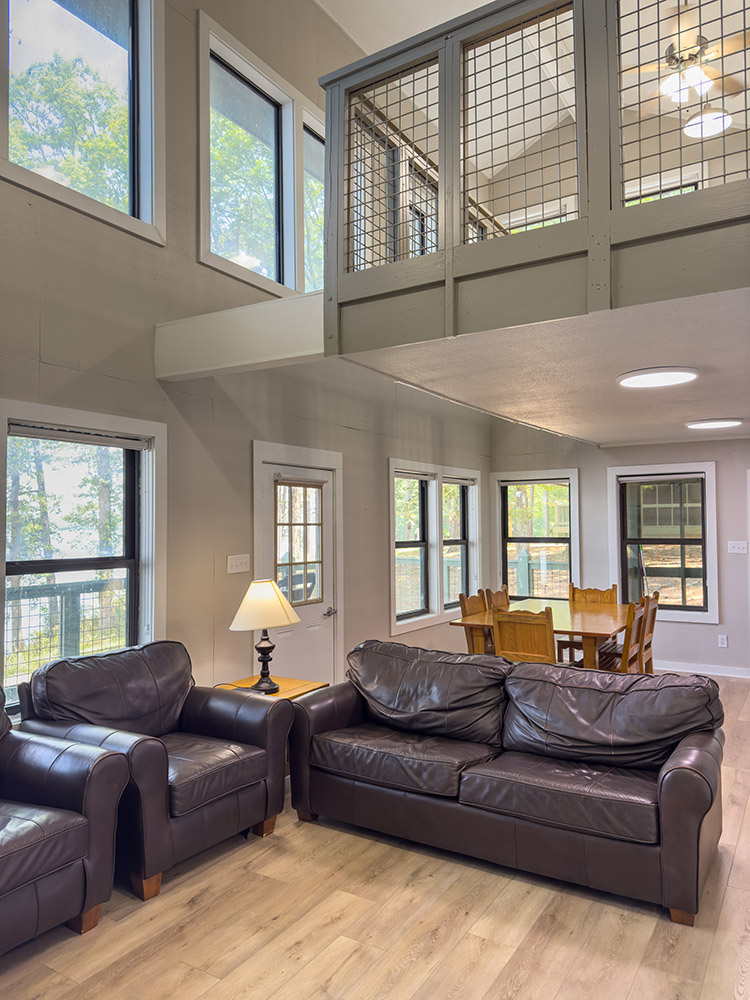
[618,0,749,205]
[345,58,440,271]
[462,4,579,241]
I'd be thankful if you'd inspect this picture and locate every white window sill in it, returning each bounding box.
[655,609,718,625]
[0,159,166,245]
[199,250,298,296]
[390,607,462,637]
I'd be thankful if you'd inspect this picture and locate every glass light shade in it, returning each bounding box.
[686,419,742,430]
[684,105,732,138]
[660,72,688,103]
[230,579,301,631]
[617,367,700,389]
[683,65,713,97]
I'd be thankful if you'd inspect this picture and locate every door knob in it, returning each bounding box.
[323,607,337,617]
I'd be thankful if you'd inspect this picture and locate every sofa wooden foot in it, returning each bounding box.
[297,809,318,822]
[251,816,277,837]
[67,904,102,934]
[131,872,163,901]
[669,908,695,926]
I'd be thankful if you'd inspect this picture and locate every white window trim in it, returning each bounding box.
[606,462,718,624]
[390,458,481,636]
[0,399,168,686]
[0,0,166,245]
[490,469,580,595]
[198,12,325,295]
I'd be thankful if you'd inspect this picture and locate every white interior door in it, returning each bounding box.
[254,454,338,684]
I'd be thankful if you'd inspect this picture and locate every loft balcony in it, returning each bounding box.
[318,0,750,356]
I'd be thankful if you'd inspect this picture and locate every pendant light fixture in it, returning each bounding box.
[684,103,732,138]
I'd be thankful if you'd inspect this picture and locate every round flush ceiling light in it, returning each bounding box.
[616,367,700,389]
[684,104,732,139]
[686,418,743,430]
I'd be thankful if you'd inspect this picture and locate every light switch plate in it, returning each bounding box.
[227,553,250,574]
[728,541,748,554]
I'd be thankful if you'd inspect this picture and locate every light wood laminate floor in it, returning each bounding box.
[3,676,749,1000]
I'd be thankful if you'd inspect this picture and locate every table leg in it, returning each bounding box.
[581,636,600,669]
[472,627,486,654]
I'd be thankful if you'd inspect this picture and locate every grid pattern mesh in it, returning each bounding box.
[462,5,578,241]
[345,59,440,271]
[618,0,750,205]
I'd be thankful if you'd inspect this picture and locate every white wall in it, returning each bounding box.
[491,422,750,675]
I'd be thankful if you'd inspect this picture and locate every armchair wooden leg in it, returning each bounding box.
[130,872,163,901]
[297,809,318,822]
[250,816,277,838]
[669,908,695,926]
[66,904,102,934]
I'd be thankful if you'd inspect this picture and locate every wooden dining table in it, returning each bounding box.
[449,598,631,669]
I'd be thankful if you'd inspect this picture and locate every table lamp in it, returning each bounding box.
[229,579,301,693]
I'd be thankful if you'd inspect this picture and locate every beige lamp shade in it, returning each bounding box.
[230,579,301,631]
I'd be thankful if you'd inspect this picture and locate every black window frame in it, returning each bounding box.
[619,476,707,611]
[4,439,140,711]
[442,481,468,609]
[394,475,429,620]
[208,52,284,284]
[501,480,572,600]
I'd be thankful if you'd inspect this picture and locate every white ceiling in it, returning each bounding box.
[347,288,750,447]
[317,0,482,54]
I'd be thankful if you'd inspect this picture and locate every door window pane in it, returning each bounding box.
[303,127,325,292]
[9,0,133,214]
[210,55,280,281]
[274,482,323,606]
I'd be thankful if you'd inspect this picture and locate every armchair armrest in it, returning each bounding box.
[289,682,366,813]
[658,729,725,917]
[0,730,129,909]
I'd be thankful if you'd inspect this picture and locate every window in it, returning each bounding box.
[0,401,167,713]
[391,460,480,632]
[275,481,322,605]
[303,126,325,292]
[501,479,572,599]
[607,463,717,624]
[200,15,325,293]
[619,477,707,610]
[3,0,164,239]
[624,183,699,207]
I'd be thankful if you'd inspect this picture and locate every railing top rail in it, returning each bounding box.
[5,579,125,601]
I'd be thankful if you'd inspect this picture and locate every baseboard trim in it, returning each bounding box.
[655,660,750,679]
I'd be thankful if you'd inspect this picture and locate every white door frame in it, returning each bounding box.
[253,440,345,683]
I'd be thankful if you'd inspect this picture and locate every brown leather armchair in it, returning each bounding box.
[0,686,129,955]
[18,641,293,900]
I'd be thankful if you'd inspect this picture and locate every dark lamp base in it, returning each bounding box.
[250,674,280,694]
[250,628,280,695]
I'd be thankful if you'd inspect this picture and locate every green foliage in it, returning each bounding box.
[304,170,324,291]
[9,54,130,212]
[508,483,569,538]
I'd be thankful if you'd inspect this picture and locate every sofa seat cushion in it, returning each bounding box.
[310,723,497,797]
[161,733,267,817]
[0,802,88,895]
[459,751,660,844]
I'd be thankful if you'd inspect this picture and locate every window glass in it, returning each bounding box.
[303,127,325,292]
[442,482,467,607]
[9,0,133,213]
[503,481,571,598]
[275,482,322,605]
[209,55,280,281]
[394,476,427,618]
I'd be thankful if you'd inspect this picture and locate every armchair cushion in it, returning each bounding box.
[346,640,512,746]
[162,733,268,817]
[28,641,194,735]
[0,803,87,896]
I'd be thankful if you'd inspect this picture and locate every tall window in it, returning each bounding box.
[209,55,281,282]
[442,482,468,608]
[501,480,571,598]
[4,0,161,229]
[620,477,707,609]
[303,127,325,292]
[4,433,139,709]
[394,476,428,619]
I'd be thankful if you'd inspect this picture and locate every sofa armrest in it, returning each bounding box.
[0,730,129,909]
[289,682,366,813]
[658,729,725,916]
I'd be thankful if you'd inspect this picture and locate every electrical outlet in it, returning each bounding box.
[227,553,250,574]
[718,635,728,648]
[728,541,748,554]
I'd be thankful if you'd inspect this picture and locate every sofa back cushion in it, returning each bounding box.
[0,687,10,742]
[29,641,194,736]
[346,640,512,746]
[503,662,724,767]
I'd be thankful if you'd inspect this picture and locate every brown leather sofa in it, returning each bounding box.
[18,641,293,900]
[0,685,129,955]
[290,640,725,924]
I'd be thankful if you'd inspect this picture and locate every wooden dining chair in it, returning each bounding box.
[597,598,647,673]
[557,583,618,662]
[639,590,660,674]
[458,591,493,654]
[492,607,556,664]
[483,585,510,611]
